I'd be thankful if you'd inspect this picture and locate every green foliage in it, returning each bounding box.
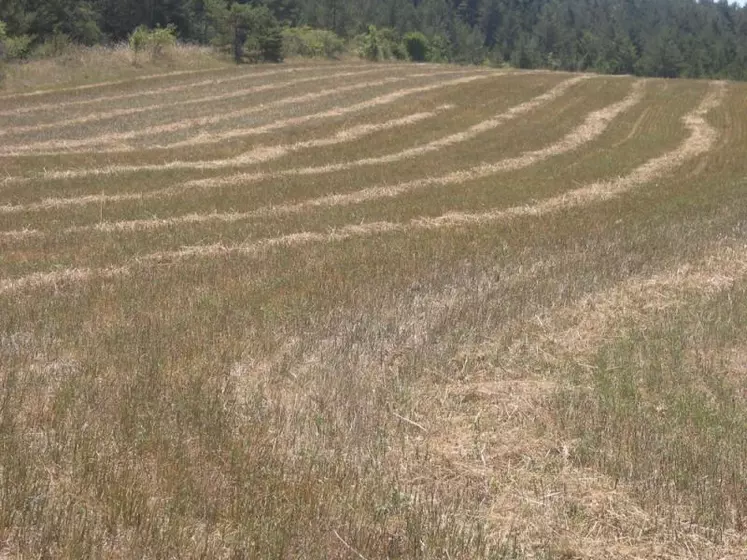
[357,25,383,61]
[64,2,102,45]
[636,33,686,78]
[452,20,486,65]
[282,26,344,58]
[356,25,405,61]
[4,33,34,60]
[0,21,5,84]
[0,20,6,61]
[218,3,284,64]
[2,0,747,80]
[128,25,149,54]
[32,32,73,58]
[427,33,451,63]
[510,34,542,70]
[403,31,429,62]
[128,25,177,62]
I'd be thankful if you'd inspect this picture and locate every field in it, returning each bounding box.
[0,60,746,558]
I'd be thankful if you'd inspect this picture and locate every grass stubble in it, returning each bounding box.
[0,59,745,559]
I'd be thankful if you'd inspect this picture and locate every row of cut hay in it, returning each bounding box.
[0,63,381,118]
[182,75,593,190]
[4,106,455,183]
[34,77,639,237]
[0,66,418,151]
[434,83,731,374]
[0,81,723,295]
[0,65,401,139]
[1,68,533,183]
[0,66,229,102]
[0,73,589,214]
[155,72,498,151]
[0,69,490,156]
[0,72,500,211]
[4,73,574,184]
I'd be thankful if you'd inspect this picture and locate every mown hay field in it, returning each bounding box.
[0,61,746,558]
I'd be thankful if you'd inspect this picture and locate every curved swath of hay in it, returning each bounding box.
[415,80,725,229]
[183,74,593,190]
[0,67,227,101]
[0,64,372,118]
[0,67,397,138]
[6,73,575,183]
[0,70,487,156]
[15,76,640,236]
[0,80,724,295]
[8,105,455,183]
[153,72,499,150]
[0,74,588,211]
[514,242,747,365]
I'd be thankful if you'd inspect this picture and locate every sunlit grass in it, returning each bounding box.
[0,60,745,558]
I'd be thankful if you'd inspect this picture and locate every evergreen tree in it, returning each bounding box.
[0,0,746,79]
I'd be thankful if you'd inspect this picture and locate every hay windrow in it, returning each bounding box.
[1,80,727,294]
[11,105,453,183]
[0,67,435,154]
[0,64,371,118]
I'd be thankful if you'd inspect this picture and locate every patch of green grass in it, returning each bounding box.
[555,281,747,537]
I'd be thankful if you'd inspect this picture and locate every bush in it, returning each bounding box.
[257,22,283,62]
[4,34,35,60]
[427,33,452,63]
[237,5,283,63]
[65,2,102,46]
[282,26,344,59]
[211,3,283,63]
[0,22,5,85]
[129,25,177,62]
[0,21,6,60]
[403,31,429,62]
[33,33,73,59]
[356,25,404,61]
[0,22,34,62]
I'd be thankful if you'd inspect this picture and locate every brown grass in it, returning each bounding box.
[1,62,745,559]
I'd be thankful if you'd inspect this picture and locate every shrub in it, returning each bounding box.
[258,22,283,62]
[282,26,344,59]
[0,22,5,85]
[211,3,283,63]
[356,25,403,61]
[403,31,429,62]
[146,26,178,57]
[4,34,35,60]
[0,21,6,61]
[0,22,35,62]
[65,2,102,46]
[427,33,452,62]
[129,25,177,62]
[129,25,150,56]
[33,33,73,59]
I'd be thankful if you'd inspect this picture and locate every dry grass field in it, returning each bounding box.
[0,59,746,558]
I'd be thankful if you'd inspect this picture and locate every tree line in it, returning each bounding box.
[1,0,747,80]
